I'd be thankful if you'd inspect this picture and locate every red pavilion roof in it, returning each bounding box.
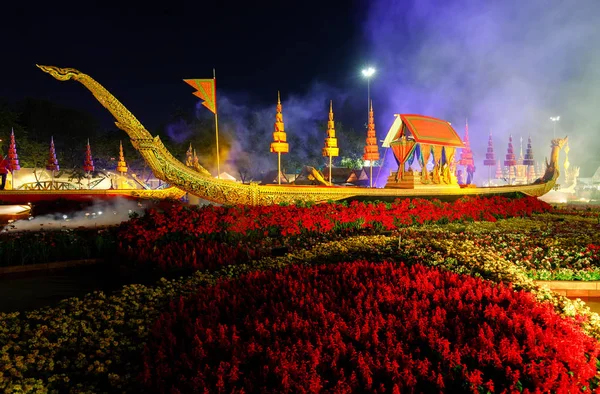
[383,114,465,148]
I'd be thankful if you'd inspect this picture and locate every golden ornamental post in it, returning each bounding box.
[270,91,289,185]
[322,101,339,185]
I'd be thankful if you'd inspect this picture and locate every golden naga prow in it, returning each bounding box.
[38,65,565,206]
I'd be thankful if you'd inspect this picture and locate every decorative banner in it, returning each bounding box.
[183,79,216,114]
[390,139,416,165]
[407,144,419,167]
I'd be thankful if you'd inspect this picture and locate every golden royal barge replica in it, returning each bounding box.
[38,65,565,206]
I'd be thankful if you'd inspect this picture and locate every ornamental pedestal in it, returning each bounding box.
[386,169,461,190]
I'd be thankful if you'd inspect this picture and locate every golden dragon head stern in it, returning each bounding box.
[551,136,568,150]
[36,65,82,81]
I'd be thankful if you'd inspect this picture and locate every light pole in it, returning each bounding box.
[361,67,376,118]
[362,67,376,186]
[550,116,560,138]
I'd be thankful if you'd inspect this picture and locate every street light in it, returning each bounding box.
[361,67,376,116]
[550,116,560,138]
[362,67,376,187]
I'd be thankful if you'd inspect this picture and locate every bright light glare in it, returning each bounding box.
[362,67,376,78]
[550,116,560,122]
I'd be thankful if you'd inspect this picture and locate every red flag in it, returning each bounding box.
[184,78,216,114]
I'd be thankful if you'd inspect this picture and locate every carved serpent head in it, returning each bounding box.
[551,136,568,150]
[36,65,82,81]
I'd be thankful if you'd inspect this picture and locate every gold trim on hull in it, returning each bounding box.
[0,186,186,203]
[38,65,564,206]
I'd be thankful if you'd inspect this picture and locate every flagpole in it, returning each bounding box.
[214,68,220,179]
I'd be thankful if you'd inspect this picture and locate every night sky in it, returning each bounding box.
[1,1,366,129]
[2,0,600,179]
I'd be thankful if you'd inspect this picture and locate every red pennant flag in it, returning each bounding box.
[184,78,216,114]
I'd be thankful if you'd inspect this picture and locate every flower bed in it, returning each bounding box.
[120,196,550,244]
[0,196,550,270]
[142,261,600,393]
[411,215,600,281]
[2,232,600,392]
[115,196,550,272]
[1,196,597,393]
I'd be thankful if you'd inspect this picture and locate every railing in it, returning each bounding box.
[17,181,79,191]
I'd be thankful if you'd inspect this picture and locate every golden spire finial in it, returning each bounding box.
[277,91,281,105]
[323,101,339,184]
[116,140,128,174]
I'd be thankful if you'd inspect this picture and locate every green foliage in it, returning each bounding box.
[340,156,364,169]
[527,268,600,281]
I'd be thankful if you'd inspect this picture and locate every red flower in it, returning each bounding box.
[141,261,600,393]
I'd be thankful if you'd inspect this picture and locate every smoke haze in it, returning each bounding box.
[165,0,600,185]
[365,0,600,182]
[2,198,146,232]
[167,83,356,178]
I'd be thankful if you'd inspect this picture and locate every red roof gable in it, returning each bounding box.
[400,114,464,148]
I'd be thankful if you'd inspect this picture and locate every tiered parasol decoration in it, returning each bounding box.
[362,100,379,187]
[523,135,535,182]
[483,131,496,185]
[322,101,339,184]
[8,128,20,171]
[504,135,517,184]
[270,91,289,185]
[83,139,95,173]
[46,137,59,172]
[458,119,475,184]
[495,160,504,180]
[46,136,59,190]
[116,141,128,174]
